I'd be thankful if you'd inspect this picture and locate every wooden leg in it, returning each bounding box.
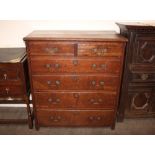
[117,112,124,122]
[111,122,115,130]
[35,121,40,131]
[25,97,33,129]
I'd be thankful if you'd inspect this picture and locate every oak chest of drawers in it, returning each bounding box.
[117,23,155,121]
[24,31,127,129]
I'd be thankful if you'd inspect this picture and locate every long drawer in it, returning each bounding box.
[37,109,114,127]
[32,74,119,91]
[30,57,121,74]
[34,91,116,109]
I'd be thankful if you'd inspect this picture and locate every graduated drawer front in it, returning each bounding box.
[34,91,116,109]
[28,41,75,56]
[30,57,121,74]
[32,75,119,91]
[0,64,21,81]
[0,85,24,97]
[78,42,124,57]
[37,109,114,127]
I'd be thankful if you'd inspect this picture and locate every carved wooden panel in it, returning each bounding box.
[135,38,155,64]
[126,86,155,115]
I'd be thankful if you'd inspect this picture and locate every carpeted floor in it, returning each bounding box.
[0,107,155,135]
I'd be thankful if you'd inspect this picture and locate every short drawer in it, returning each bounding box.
[30,57,121,74]
[78,42,124,57]
[0,64,20,81]
[37,109,114,127]
[34,91,116,109]
[32,75,119,91]
[28,41,75,56]
[0,85,24,97]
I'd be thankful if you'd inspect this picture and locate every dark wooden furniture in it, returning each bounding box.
[116,23,155,121]
[24,30,127,130]
[0,48,33,128]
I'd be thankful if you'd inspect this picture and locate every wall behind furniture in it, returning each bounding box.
[0,20,120,47]
[1,20,155,47]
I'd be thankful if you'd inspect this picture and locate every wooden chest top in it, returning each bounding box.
[0,48,26,63]
[24,30,127,42]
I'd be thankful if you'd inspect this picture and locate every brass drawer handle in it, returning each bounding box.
[89,116,94,120]
[90,98,102,105]
[48,98,53,102]
[92,47,108,56]
[89,116,102,121]
[92,64,107,70]
[55,80,61,85]
[45,47,58,54]
[55,63,61,69]
[45,64,51,69]
[100,81,104,86]
[48,98,60,104]
[98,98,103,102]
[47,81,52,85]
[3,74,7,80]
[141,74,149,81]
[92,64,97,68]
[73,93,79,98]
[45,64,61,69]
[56,98,60,103]
[100,64,107,69]
[91,80,96,86]
[96,116,101,120]
[50,116,61,122]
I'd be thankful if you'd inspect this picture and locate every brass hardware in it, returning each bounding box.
[90,99,95,103]
[141,74,149,81]
[92,47,108,56]
[92,64,106,70]
[45,64,51,68]
[100,64,106,69]
[92,64,97,68]
[89,116,94,120]
[89,116,101,121]
[73,93,79,98]
[91,80,96,86]
[50,116,61,122]
[73,60,78,66]
[50,116,54,120]
[100,81,104,86]
[5,88,9,94]
[48,98,60,104]
[3,74,7,80]
[98,98,103,102]
[47,81,52,85]
[56,98,60,103]
[45,47,58,54]
[55,80,60,85]
[97,116,101,120]
[48,98,52,102]
[55,63,60,68]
